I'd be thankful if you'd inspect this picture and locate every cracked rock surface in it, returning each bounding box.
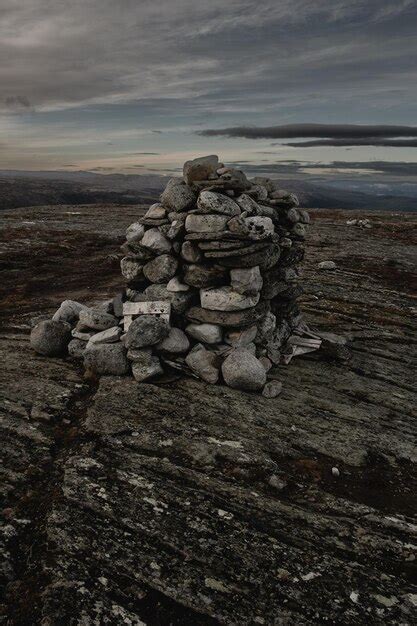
[1,203,416,624]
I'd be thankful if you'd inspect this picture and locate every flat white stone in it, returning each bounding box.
[200,287,260,312]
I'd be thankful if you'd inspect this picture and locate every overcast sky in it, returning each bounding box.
[1,0,416,172]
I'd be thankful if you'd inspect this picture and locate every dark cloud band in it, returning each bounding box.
[283,138,417,147]
[198,124,417,140]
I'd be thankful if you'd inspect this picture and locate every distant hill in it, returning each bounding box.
[0,169,415,212]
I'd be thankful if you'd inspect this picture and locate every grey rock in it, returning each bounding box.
[141,228,172,254]
[126,222,145,243]
[30,320,72,356]
[86,326,121,347]
[183,264,228,289]
[166,219,184,240]
[235,194,260,215]
[124,315,169,349]
[200,286,260,312]
[67,338,87,358]
[52,300,88,324]
[318,260,337,270]
[230,266,263,296]
[120,256,144,281]
[160,182,197,211]
[156,328,190,354]
[79,309,118,331]
[143,283,194,315]
[262,380,283,398]
[71,327,97,341]
[227,216,250,236]
[292,223,307,238]
[248,184,268,201]
[216,244,280,270]
[183,155,219,185]
[186,299,270,328]
[186,323,223,344]
[144,204,166,220]
[286,208,300,224]
[181,241,202,263]
[185,345,219,384]
[143,254,178,283]
[84,343,130,375]
[221,349,266,391]
[197,191,240,217]
[244,216,274,239]
[166,276,190,292]
[298,209,310,224]
[224,325,257,347]
[130,350,164,382]
[112,293,124,318]
[202,242,269,259]
[259,356,272,372]
[185,214,229,233]
[255,312,277,347]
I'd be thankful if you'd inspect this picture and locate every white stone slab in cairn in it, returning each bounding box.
[122,301,171,331]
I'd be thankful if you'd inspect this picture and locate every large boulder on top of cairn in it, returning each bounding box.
[31,154,311,395]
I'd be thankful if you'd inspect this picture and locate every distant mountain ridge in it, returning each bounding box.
[0,169,415,212]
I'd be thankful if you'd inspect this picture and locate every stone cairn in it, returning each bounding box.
[30,155,315,396]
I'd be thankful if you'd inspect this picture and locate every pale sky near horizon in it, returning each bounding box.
[1,0,416,173]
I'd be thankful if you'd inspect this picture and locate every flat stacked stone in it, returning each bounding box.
[30,155,310,393]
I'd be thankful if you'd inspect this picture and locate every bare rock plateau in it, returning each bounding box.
[1,204,416,624]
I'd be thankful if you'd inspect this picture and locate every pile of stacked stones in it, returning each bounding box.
[30,155,310,396]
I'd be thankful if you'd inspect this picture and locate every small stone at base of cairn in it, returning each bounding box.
[30,155,311,394]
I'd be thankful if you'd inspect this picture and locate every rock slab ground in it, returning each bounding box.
[0,203,416,625]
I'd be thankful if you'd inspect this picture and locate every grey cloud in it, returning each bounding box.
[0,1,416,115]
[284,138,417,147]
[4,95,32,111]
[198,124,417,139]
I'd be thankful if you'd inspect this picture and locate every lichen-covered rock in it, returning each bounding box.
[129,349,163,381]
[125,315,169,349]
[230,266,263,296]
[185,344,220,384]
[185,214,229,233]
[156,328,190,354]
[143,254,178,283]
[52,300,88,324]
[160,181,197,211]
[197,191,240,217]
[222,349,266,391]
[186,323,223,344]
[86,326,121,347]
[120,257,144,281]
[79,309,119,331]
[84,343,130,375]
[30,320,72,356]
[200,286,260,312]
[141,228,172,254]
[67,338,87,358]
[126,222,145,243]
